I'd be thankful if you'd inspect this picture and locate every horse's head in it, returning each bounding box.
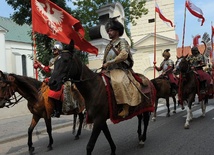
[49,40,79,91]
[0,71,14,108]
[174,55,189,74]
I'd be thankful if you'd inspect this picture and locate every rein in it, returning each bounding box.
[64,55,101,83]
[0,75,24,108]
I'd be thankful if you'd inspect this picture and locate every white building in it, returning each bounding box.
[0,17,34,77]
[131,0,178,79]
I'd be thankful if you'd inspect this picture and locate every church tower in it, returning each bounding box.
[130,0,178,79]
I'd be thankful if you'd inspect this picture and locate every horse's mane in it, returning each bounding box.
[9,74,43,102]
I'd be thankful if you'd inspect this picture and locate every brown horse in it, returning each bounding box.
[48,46,156,155]
[151,77,177,121]
[0,71,85,154]
[174,56,210,129]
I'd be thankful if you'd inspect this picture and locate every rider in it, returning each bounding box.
[102,17,141,118]
[155,49,178,95]
[34,41,77,118]
[186,46,211,94]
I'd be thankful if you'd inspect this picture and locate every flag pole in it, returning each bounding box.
[211,22,213,63]
[153,0,157,78]
[181,1,187,56]
[32,31,38,80]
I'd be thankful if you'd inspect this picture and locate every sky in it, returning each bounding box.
[0,0,213,47]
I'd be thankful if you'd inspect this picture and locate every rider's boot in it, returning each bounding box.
[200,81,206,95]
[171,83,177,95]
[118,104,129,118]
[51,99,62,118]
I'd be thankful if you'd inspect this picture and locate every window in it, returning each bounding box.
[22,55,27,76]
[148,18,155,23]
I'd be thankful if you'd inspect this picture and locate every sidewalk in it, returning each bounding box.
[0,99,74,144]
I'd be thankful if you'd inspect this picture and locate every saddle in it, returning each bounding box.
[101,72,155,124]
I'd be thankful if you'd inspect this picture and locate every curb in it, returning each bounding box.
[0,122,72,144]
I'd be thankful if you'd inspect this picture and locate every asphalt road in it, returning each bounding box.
[1,98,214,155]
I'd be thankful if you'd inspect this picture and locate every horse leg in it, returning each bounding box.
[137,114,142,141]
[166,98,170,117]
[44,117,53,151]
[102,122,116,155]
[152,99,158,121]
[86,120,103,155]
[72,113,77,135]
[74,112,84,140]
[184,105,191,129]
[184,98,194,129]
[28,115,40,154]
[172,96,177,113]
[139,112,150,146]
[200,99,206,117]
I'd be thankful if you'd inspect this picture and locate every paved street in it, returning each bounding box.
[0,99,74,144]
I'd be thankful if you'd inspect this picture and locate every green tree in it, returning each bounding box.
[5,0,148,74]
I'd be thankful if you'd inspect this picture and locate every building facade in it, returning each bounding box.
[0,17,34,77]
[130,0,178,79]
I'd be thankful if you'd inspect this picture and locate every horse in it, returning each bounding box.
[174,56,210,129]
[0,71,85,154]
[48,46,156,155]
[151,77,177,121]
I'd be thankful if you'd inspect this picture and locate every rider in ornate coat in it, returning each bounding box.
[34,41,80,117]
[186,46,211,94]
[155,49,178,95]
[102,17,141,118]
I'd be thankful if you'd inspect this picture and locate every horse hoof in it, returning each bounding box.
[173,111,176,114]
[166,114,170,117]
[47,145,53,151]
[152,117,156,121]
[29,147,35,155]
[74,136,80,140]
[201,114,205,117]
[184,125,189,129]
[139,140,145,147]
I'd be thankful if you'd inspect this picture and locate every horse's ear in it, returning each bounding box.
[7,75,15,83]
[64,40,74,52]
[0,71,6,80]
[184,54,188,59]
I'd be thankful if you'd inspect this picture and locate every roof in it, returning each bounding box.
[0,16,31,43]
[177,44,207,57]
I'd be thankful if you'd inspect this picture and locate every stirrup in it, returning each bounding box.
[118,110,129,118]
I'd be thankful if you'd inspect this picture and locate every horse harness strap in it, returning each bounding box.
[0,74,24,107]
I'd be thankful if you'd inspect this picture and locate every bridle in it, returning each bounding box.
[176,57,191,75]
[0,74,23,107]
[59,52,98,84]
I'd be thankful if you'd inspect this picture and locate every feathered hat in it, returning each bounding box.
[162,49,171,58]
[191,35,200,55]
[105,16,124,36]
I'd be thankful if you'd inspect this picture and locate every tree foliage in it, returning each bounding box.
[5,0,148,75]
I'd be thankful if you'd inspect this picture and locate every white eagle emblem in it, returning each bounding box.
[35,0,64,35]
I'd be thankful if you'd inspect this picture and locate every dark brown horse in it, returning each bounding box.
[0,71,85,154]
[175,56,209,129]
[151,77,177,121]
[48,47,156,155]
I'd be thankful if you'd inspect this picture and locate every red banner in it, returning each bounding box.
[185,0,205,26]
[31,0,98,55]
[155,2,173,27]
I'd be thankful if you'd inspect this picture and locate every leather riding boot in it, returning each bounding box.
[118,104,129,118]
[200,81,206,94]
[171,83,177,95]
[51,99,62,118]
